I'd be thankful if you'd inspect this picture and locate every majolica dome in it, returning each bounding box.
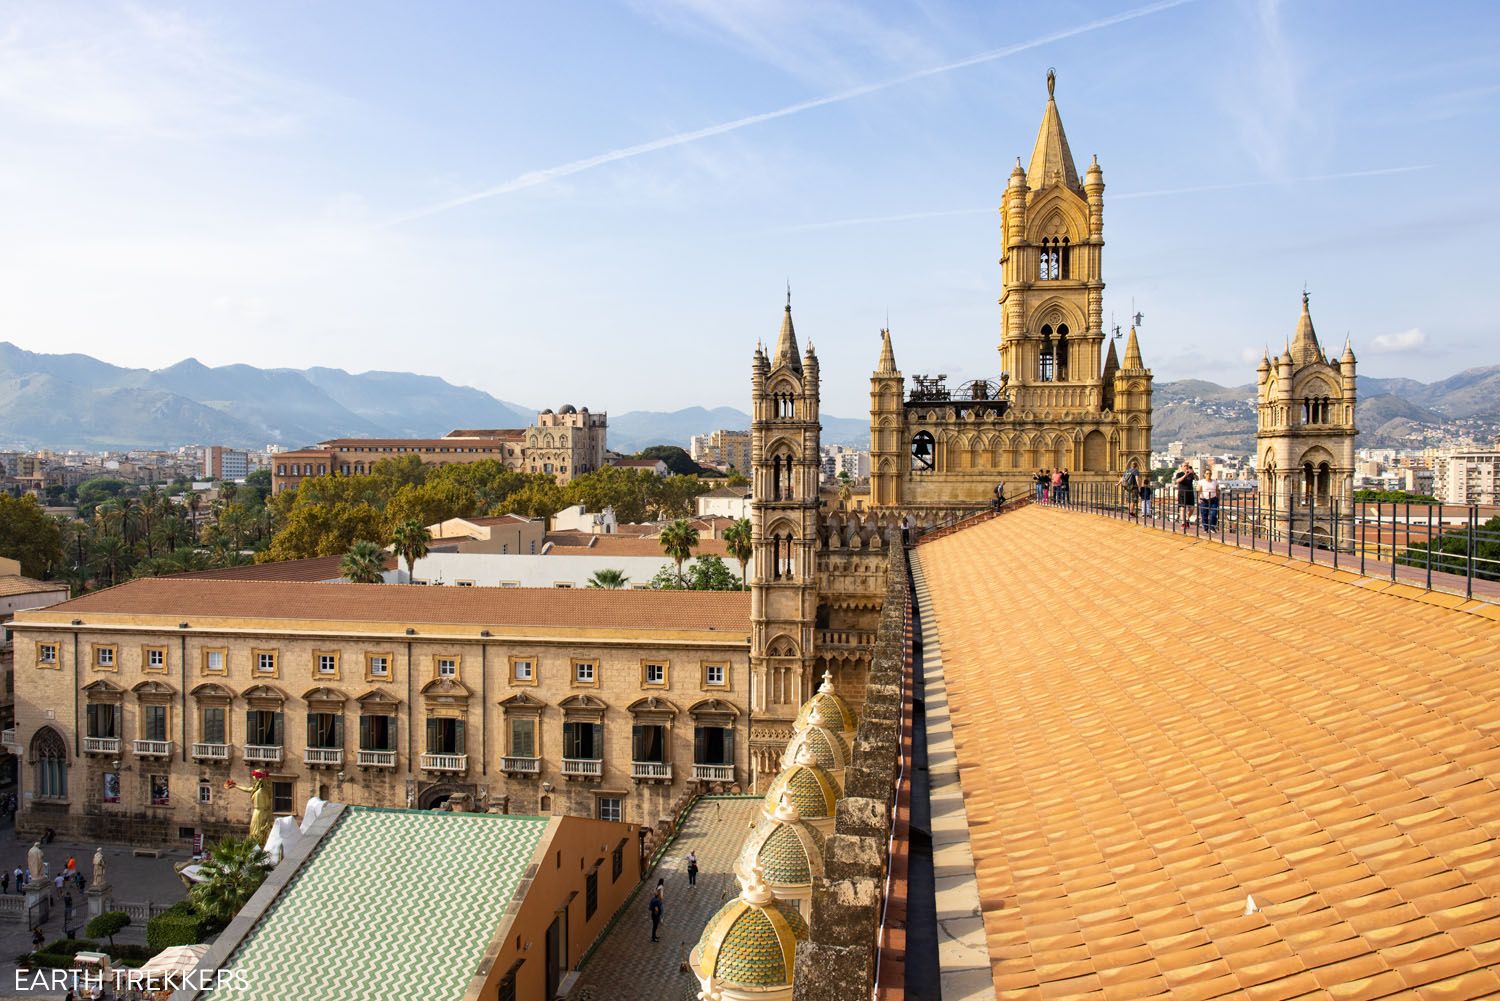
[762,744,841,824]
[559,403,577,414]
[793,671,856,736]
[780,723,850,775]
[691,864,809,997]
[739,793,825,891]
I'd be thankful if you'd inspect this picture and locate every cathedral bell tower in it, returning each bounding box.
[749,294,822,788]
[869,327,905,508]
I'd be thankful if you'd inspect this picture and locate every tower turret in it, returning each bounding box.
[870,328,906,509]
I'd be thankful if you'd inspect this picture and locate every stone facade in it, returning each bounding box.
[10,600,749,845]
[870,71,1152,519]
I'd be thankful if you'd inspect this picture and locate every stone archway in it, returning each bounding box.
[418,782,475,810]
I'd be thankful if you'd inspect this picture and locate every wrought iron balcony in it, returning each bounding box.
[356,749,396,769]
[243,744,284,764]
[420,752,467,773]
[561,757,603,779]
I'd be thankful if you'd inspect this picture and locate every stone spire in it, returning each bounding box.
[774,287,802,375]
[1291,290,1323,367]
[876,327,897,374]
[1027,69,1081,192]
[1122,326,1144,370]
[1102,336,1120,381]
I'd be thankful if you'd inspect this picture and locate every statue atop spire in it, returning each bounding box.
[1027,69,1080,191]
[773,287,802,375]
[1290,289,1323,367]
[876,327,898,375]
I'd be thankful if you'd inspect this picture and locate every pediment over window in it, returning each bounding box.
[559,693,607,721]
[500,691,546,714]
[132,680,176,701]
[420,678,472,700]
[356,689,402,710]
[689,698,741,723]
[303,686,349,711]
[82,680,124,702]
[243,684,286,708]
[190,683,233,704]
[627,696,680,722]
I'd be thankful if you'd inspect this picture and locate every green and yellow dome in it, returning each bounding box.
[780,723,850,775]
[739,793,826,890]
[761,744,841,823]
[690,863,809,995]
[793,671,856,736]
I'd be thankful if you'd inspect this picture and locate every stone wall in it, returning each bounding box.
[792,545,910,1001]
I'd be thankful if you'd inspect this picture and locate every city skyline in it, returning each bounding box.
[2,1,1497,418]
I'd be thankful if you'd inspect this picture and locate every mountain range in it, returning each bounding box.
[1,341,1495,454]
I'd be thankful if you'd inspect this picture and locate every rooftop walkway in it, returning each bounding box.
[566,796,762,1001]
[915,505,1500,999]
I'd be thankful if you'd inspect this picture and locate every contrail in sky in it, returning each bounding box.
[776,165,1435,232]
[381,0,1196,227]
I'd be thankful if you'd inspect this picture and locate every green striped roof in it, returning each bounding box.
[217,808,549,1001]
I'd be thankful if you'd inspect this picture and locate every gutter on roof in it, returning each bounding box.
[9,621,748,647]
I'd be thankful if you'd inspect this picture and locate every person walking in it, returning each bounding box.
[686,852,699,888]
[1173,462,1198,528]
[992,481,1005,511]
[1140,473,1155,520]
[900,515,911,546]
[1200,468,1221,531]
[648,882,664,942]
[1120,465,1140,518]
[12,866,22,893]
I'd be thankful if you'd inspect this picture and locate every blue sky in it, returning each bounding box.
[1,0,1496,418]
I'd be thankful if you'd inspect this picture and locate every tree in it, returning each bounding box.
[658,519,699,580]
[339,540,387,584]
[635,445,707,477]
[391,520,431,581]
[384,480,477,531]
[188,837,273,925]
[85,911,131,948]
[503,478,568,523]
[723,518,752,587]
[648,475,711,520]
[684,555,740,591]
[262,501,384,562]
[0,494,65,578]
[566,466,655,524]
[587,568,629,589]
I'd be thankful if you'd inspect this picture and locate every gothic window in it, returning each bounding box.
[1055,324,1070,381]
[1060,237,1071,279]
[31,727,68,800]
[910,431,935,473]
[1039,325,1056,382]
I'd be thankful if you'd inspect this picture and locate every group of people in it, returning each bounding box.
[1034,468,1071,504]
[1118,462,1221,529]
[646,850,698,943]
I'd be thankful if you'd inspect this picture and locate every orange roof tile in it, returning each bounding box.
[916,506,1500,998]
[0,575,69,598]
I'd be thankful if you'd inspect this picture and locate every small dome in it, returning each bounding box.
[781,723,850,774]
[540,408,554,415]
[762,744,841,822]
[739,793,826,890]
[793,671,856,736]
[691,864,808,995]
[559,404,577,414]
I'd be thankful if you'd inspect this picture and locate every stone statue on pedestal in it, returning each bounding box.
[26,842,43,884]
[92,848,107,889]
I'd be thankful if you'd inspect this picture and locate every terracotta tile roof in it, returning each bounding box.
[316,436,519,448]
[916,506,1500,999]
[21,576,749,634]
[0,575,69,598]
[165,553,395,582]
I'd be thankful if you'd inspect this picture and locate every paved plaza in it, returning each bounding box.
[567,796,763,1001]
[0,815,189,1000]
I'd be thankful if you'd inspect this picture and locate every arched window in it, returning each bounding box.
[1060,237,1071,279]
[31,727,68,800]
[1055,324,1070,381]
[1039,238,1063,280]
[910,431,935,473]
[1039,325,1055,383]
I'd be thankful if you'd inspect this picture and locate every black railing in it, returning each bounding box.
[1047,483,1500,602]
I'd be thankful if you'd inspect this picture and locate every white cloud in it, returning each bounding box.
[1371,328,1427,353]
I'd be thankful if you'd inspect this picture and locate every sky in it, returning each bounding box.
[1,0,1497,418]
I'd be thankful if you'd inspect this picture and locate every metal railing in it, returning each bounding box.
[243,744,284,764]
[192,742,231,762]
[304,747,344,766]
[356,749,396,768]
[692,763,734,782]
[562,757,603,778]
[419,753,467,772]
[1051,483,1499,601]
[501,755,541,775]
[631,761,672,781]
[83,737,121,755]
[132,739,172,757]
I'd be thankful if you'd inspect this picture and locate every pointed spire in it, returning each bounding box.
[1341,334,1356,365]
[1102,337,1120,380]
[1123,326,1144,370]
[877,327,897,374]
[1027,69,1081,191]
[1290,290,1323,367]
[774,290,802,375]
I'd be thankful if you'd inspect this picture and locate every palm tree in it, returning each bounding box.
[91,531,130,588]
[658,518,699,583]
[586,568,629,589]
[391,519,431,582]
[723,518,752,588]
[186,491,202,543]
[189,836,272,925]
[340,541,387,584]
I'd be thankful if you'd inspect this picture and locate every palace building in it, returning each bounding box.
[10,582,749,842]
[870,71,1153,517]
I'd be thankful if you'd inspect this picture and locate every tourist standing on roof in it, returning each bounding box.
[1173,462,1198,528]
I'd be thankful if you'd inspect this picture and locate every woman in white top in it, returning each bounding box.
[1198,469,1220,531]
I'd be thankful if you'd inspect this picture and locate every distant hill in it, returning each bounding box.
[0,341,1492,454]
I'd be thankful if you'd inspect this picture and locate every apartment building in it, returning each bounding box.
[11,580,749,845]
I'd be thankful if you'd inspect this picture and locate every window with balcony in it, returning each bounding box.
[509,718,536,759]
[563,720,601,760]
[247,709,283,747]
[142,705,168,742]
[86,703,120,741]
[426,717,465,755]
[201,707,226,744]
[632,724,667,764]
[694,725,734,767]
[359,714,396,753]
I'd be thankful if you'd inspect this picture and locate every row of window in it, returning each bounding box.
[47,644,728,690]
[82,705,734,766]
